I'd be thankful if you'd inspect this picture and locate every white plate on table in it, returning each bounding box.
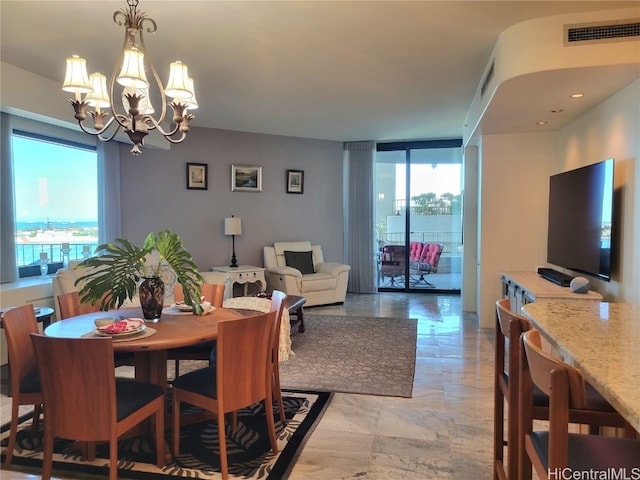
[171,302,193,312]
[95,319,146,337]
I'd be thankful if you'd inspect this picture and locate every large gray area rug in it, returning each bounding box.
[280,314,417,397]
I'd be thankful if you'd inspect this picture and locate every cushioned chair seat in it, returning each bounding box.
[529,432,640,471]
[299,272,337,293]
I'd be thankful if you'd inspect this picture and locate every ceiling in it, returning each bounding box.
[1,1,638,143]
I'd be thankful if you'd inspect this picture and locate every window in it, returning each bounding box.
[12,132,98,278]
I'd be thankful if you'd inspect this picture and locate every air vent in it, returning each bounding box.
[565,19,640,45]
[480,60,494,99]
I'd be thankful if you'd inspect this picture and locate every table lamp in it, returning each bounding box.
[224,215,242,268]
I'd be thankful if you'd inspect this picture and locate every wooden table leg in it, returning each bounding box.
[294,307,305,333]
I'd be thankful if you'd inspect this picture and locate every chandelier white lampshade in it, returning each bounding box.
[224,217,242,236]
[165,61,192,99]
[85,73,110,110]
[62,55,92,98]
[117,48,149,88]
[61,0,197,155]
[177,77,199,111]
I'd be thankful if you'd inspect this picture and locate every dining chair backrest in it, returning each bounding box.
[173,283,225,307]
[3,305,40,395]
[30,333,165,480]
[269,290,287,421]
[57,291,101,319]
[2,304,43,466]
[32,334,118,440]
[217,311,276,414]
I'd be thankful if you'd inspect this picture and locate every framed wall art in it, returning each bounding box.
[231,165,262,192]
[287,170,304,194]
[186,162,208,190]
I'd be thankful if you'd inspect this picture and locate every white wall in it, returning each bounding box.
[556,79,640,303]
[476,133,557,327]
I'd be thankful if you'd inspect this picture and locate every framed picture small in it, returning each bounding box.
[231,165,262,192]
[287,170,304,194]
[186,163,208,190]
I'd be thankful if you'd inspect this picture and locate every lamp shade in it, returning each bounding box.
[62,55,93,94]
[85,73,111,108]
[165,61,192,99]
[224,217,242,236]
[117,48,149,88]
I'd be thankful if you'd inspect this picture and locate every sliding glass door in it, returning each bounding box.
[375,140,462,293]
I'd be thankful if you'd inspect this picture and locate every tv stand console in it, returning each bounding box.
[501,271,602,315]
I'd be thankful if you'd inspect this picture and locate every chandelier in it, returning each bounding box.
[61,0,197,155]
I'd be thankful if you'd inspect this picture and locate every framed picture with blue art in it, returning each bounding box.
[186,162,208,190]
[231,165,262,192]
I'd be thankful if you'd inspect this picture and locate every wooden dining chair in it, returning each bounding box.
[2,304,43,466]
[172,311,278,480]
[57,291,134,367]
[493,298,632,480]
[168,283,225,376]
[518,329,640,479]
[269,290,287,423]
[30,333,165,480]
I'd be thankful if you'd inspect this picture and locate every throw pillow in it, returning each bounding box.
[284,250,315,274]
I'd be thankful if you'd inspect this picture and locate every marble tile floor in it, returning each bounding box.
[0,292,499,480]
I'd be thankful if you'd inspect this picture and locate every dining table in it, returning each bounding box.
[44,305,261,390]
[521,301,640,433]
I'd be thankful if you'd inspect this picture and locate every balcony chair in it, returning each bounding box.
[379,244,405,286]
[30,333,165,480]
[263,241,350,306]
[172,311,278,480]
[409,242,443,287]
[518,329,640,480]
[2,304,43,467]
[493,298,632,480]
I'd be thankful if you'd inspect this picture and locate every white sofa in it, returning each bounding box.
[263,241,350,307]
[52,260,226,320]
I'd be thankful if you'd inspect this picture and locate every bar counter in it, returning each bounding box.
[522,301,640,432]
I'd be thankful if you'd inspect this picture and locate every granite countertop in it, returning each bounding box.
[522,301,640,432]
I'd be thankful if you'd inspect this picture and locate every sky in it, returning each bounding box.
[12,135,98,223]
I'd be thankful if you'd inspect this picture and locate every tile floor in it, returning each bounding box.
[0,292,497,479]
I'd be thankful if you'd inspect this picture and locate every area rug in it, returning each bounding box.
[0,389,331,480]
[280,314,417,397]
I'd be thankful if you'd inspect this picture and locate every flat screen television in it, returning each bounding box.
[547,158,614,282]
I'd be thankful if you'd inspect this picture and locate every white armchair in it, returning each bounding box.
[263,241,350,307]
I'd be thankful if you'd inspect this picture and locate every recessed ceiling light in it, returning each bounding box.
[536,121,548,126]
[570,93,584,98]
[551,108,564,113]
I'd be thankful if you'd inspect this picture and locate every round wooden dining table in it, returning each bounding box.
[44,305,259,389]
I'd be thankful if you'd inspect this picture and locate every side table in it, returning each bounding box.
[210,265,266,300]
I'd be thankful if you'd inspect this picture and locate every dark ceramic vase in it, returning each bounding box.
[139,276,165,321]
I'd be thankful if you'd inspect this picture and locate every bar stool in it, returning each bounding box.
[493,298,632,480]
[519,329,640,479]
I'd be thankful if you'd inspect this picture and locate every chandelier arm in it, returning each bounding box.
[76,116,123,142]
[108,44,131,130]
[142,115,180,137]
[138,28,167,125]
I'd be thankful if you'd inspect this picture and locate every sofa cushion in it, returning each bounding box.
[300,272,337,293]
[284,250,315,274]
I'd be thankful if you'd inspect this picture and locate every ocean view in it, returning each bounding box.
[15,220,98,266]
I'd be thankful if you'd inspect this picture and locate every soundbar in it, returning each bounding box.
[537,267,574,287]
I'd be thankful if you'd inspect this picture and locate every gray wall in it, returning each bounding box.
[119,126,345,272]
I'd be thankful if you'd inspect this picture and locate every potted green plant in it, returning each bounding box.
[75,229,205,318]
